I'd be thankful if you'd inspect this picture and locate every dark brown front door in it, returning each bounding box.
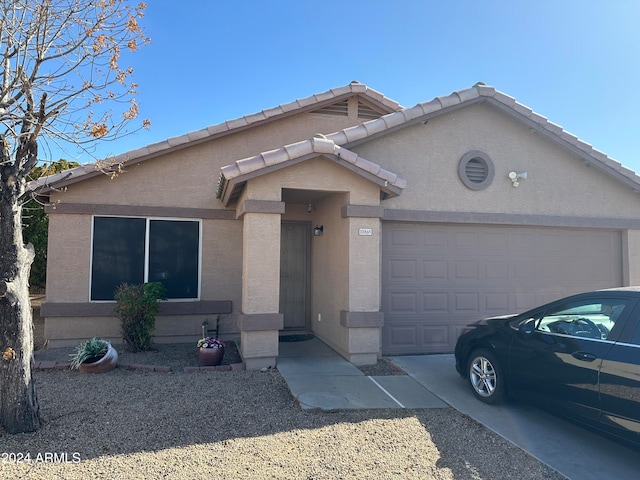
[280,222,311,331]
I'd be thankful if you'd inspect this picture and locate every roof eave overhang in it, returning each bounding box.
[218,152,404,207]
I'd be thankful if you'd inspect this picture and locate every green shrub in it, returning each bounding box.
[114,282,167,352]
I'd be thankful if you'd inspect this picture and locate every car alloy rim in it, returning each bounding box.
[470,356,496,397]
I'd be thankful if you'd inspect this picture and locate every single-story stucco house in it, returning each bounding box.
[35,81,640,369]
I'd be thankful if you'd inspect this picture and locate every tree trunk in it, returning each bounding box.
[0,193,42,433]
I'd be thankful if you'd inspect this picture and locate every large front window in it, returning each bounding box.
[91,216,200,301]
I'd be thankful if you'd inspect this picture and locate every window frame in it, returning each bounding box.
[90,215,202,302]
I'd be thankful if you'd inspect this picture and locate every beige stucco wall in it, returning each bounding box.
[49,112,364,208]
[44,109,371,346]
[46,214,92,302]
[43,98,640,354]
[310,192,350,347]
[354,102,640,217]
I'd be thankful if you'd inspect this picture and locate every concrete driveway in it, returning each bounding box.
[391,354,640,480]
[279,338,640,479]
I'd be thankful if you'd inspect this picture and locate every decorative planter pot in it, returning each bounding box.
[79,344,118,373]
[199,346,225,366]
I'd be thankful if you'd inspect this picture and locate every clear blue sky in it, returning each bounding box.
[51,0,640,173]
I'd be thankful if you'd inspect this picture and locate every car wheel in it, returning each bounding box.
[467,349,505,404]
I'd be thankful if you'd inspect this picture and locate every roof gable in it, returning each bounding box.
[216,134,407,206]
[32,81,402,195]
[325,83,640,191]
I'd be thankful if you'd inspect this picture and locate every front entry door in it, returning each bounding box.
[280,222,310,331]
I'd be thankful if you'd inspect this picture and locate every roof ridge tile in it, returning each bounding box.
[284,140,313,160]
[166,135,190,147]
[310,136,336,154]
[456,87,481,103]
[382,111,406,129]
[401,105,425,122]
[417,98,442,116]
[335,146,358,163]
[343,124,369,143]
[225,118,248,130]
[493,91,517,106]
[476,85,496,96]
[436,92,463,109]
[244,111,268,124]
[326,130,348,144]
[363,118,388,136]
[313,91,335,103]
[350,83,368,94]
[261,148,285,166]
[186,129,210,142]
[330,86,351,96]
[206,123,228,136]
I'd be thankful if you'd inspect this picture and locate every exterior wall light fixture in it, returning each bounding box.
[508,171,527,187]
[313,225,324,236]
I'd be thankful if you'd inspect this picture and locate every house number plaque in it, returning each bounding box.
[358,228,373,236]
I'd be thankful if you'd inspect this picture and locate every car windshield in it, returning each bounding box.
[534,300,628,340]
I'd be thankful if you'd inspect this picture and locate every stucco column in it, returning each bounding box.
[339,205,384,365]
[238,204,284,369]
[623,230,640,286]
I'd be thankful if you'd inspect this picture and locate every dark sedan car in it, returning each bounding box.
[454,287,640,447]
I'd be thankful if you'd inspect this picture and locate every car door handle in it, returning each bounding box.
[572,351,597,362]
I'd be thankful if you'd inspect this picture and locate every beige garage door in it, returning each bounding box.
[381,223,623,355]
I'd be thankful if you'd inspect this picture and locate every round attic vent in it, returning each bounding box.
[458,150,494,190]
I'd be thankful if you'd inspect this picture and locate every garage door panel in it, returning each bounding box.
[423,292,448,312]
[454,231,479,248]
[454,261,479,279]
[485,261,508,280]
[485,292,509,311]
[514,291,538,310]
[424,230,448,247]
[388,259,417,280]
[484,231,509,249]
[420,325,450,351]
[387,291,418,313]
[454,292,479,312]
[423,260,448,279]
[382,223,622,354]
[387,325,420,348]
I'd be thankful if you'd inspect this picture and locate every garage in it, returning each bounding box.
[381,222,623,355]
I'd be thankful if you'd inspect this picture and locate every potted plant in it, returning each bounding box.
[197,336,226,366]
[70,337,118,373]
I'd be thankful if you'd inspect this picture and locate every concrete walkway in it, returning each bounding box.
[277,338,447,410]
[277,337,640,480]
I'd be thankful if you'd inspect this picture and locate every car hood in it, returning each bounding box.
[474,313,519,325]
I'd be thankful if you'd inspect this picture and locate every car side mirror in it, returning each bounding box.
[521,321,535,334]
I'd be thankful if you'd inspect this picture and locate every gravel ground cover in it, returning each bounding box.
[2,353,566,479]
[7,299,565,479]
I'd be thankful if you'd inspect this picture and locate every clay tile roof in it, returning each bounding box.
[31,82,402,194]
[216,134,407,205]
[32,82,640,198]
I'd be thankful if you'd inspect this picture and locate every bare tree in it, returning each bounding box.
[0,0,149,434]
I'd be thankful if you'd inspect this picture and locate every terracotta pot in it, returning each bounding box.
[79,344,118,373]
[199,346,225,366]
